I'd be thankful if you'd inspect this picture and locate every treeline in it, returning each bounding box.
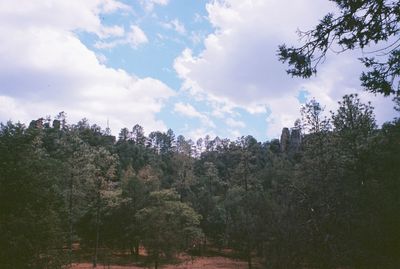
[0,94,399,269]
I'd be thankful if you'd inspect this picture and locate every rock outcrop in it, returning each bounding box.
[280,127,301,153]
[280,127,290,152]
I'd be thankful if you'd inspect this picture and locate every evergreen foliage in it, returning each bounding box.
[278,0,400,96]
[0,95,399,268]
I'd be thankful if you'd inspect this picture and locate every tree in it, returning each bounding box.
[394,96,400,112]
[260,150,300,269]
[332,94,376,132]
[331,94,376,154]
[362,118,400,268]
[0,122,65,269]
[192,161,227,250]
[56,130,99,266]
[100,165,155,260]
[131,124,146,145]
[136,190,202,269]
[75,146,117,268]
[2,109,399,269]
[301,98,331,134]
[289,99,341,268]
[171,136,195,202]
[278,0,400,96]
[330,95,400,268]
[118,127,131,142]
[227,137,264,269]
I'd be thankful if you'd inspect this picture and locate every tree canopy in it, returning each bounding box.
[0,96,399,268]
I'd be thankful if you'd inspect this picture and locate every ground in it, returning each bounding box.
[71,255,254,269]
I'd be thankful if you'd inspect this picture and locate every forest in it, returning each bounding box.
[1,0,400,268]
[1,94,399,269]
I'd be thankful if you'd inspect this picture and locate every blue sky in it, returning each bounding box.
[0,0,396,141]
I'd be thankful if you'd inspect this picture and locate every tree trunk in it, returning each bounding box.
[244,151,252,269]
[93,191,100,268]
[134,242,140,261]
[68,172,74,266]
[154,252,159,269]
[247,248,252,269]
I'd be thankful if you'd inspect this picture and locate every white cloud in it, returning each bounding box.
[0,96,29,122]
[174,102,215,128]
[99,0,131,13]
[162,18,186,35]
[95,24,148,49]
[265,95,302,138]
[95,53,108,64]
[0,0,174,134]
[98,25,125,39]
[186,127,216,141]
[193,13,205,23]
[174,102,203,118]
[0,0,129,38]
[127,25,149,47]
[174,0,331,105]
[140,0,169,12]
[174,0,396,139]
[228,129,241,139]
[190,31,207,45]
[226,118,245,128]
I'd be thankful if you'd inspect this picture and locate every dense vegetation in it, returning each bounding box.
[1,94,399,269]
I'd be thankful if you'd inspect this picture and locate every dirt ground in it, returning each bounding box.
[71,256,252,269]
[164,256,250,269]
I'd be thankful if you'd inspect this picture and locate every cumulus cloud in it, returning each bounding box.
[174,102,215,128]
[0,0,130,38]
[0,0,174,134]
[174,0,396,138]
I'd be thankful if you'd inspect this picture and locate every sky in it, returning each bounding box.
[0,0,397,141]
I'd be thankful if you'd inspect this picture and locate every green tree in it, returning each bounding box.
[289,99,339,268]
[136,189,202,269]
[224,136,265,269]
[0,122,65,269]
[118,127,131,142]
[331,94,376,158]
[56,130,100,265]
[131,124,146,145]
[171,135,195,202]
[75,146,117,268]
[101,165,159,259]
[330,94,399,268]
[192,161,227,250]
